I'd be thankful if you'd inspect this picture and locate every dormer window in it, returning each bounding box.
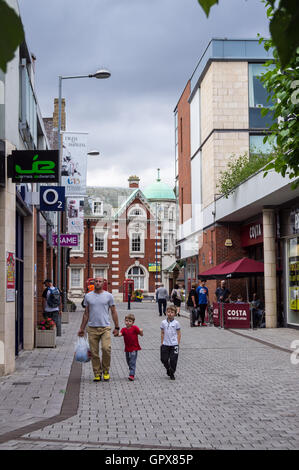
[93,199,103,216]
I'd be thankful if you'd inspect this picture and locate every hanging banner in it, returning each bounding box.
[6,252,15,302]
[67,198,85,233]
[61,132,88,196]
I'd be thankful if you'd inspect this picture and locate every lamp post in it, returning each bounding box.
[57,70,110,311]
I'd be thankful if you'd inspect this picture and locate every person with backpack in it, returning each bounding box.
[42,279,62,336]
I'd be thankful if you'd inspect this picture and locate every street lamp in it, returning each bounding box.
[57,69,110,312]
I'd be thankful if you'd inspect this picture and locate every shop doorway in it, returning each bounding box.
[15,213,24,355]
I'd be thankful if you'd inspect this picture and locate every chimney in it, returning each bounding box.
[128,175,140,188]
[53,98,66,131]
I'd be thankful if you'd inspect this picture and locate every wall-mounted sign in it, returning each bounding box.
[6,252,15,302]
[52,234,78,247]
[40,186,65,211]
[149,263,161,272]
[241,217,263,247]
[9,150,59,183]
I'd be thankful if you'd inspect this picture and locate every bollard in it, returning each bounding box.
[128,293,131,310]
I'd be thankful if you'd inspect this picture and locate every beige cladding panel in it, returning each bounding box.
[201,61,249,143]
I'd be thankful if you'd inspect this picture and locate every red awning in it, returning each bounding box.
[198,261,232,279]
[199,258,264,279]
[221,257,264,277]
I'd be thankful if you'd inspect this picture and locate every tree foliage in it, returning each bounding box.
[217,152,273,198]
[0,0,24,73]
[197,0,299,69]
[259,3,299,186]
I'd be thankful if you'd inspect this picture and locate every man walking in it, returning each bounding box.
[78,277,120,382]
[42,279,62,336]
[155,283,168,316]
[196,279,209,326]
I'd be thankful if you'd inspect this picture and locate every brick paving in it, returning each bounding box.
[0,302,299,450]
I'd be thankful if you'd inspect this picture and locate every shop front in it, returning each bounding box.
[281,204,299,328]
[240,216,264,302]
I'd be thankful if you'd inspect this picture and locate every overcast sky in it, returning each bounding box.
[18,0,270,191]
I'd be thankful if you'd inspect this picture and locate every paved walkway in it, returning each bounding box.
[0,302,299,450]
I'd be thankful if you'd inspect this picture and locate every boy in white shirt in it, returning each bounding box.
[160,305,181,380]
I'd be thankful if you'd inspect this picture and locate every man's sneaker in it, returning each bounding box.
[93,374,101,382]
[103,371,110,381]
[202,322,207,326]
[169,372,175,380]
[128,375,135,381]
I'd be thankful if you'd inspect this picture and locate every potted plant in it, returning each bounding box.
[132,289,143,302]
[35,317,56,348]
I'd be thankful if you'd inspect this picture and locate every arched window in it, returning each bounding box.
[127,266,145,290]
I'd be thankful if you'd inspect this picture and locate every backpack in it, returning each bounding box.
[171,290,177,302]
[47,287,61,308]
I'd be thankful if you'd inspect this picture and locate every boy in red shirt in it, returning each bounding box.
[118,313,143,381]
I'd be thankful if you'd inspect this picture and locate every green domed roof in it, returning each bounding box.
[143,175,176,201]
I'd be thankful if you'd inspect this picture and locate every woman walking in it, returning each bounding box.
[171,284,182,316]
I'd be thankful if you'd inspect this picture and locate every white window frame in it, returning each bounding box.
[71,232,84,253]
[93,267,107,279]
[70,267,83,288]
[93,199,103,216]
[93,230,108,253]
[128,204,146,219]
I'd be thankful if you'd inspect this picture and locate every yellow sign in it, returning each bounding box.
[149,264,161,272]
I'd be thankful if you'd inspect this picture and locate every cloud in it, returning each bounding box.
[18,0,270,188]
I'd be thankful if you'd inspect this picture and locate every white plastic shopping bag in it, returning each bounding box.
[74,336,91,363]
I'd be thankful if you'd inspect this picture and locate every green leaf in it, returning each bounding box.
[0,0,24,73]
[197,0,219,17]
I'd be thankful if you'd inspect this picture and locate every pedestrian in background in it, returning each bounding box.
[155,283,168,316]
[215,280,231,303]
[171,284,182,316]
[187,283,199,327]
[196,280,209,326]
[160,305,181,380]
[118,313,143,381]
[78,277,120,383]
[42,279,62,336]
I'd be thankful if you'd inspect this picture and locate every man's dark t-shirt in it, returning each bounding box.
[187,289,198,307]
[215,287,230,302]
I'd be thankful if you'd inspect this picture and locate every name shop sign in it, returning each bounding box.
[241,218,263,247]
[9,150,59,183]
[52,234,78,247]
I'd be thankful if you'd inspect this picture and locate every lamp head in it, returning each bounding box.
[91,69,111,79]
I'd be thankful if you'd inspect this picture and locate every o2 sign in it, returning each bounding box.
[40,186,65,211]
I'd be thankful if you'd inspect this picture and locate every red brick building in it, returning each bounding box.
[68,175,176,302]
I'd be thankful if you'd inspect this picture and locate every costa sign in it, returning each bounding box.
[241,218,263,247]
[224,303,251,328]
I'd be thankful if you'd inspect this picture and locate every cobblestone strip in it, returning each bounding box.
[0,358,82,444]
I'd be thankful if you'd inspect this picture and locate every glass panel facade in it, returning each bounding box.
[249,135,275,155]
[286,237,299,325]
[248,63,274,129]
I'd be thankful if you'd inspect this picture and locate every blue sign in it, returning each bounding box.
[40,186,65,211]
